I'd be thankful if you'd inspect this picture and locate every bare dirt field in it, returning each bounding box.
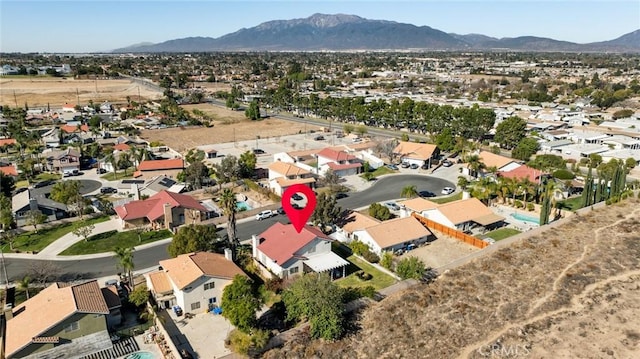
[264,197,640,358]
[401,236,479,269]
[0,77,162,107]
[140,104,308,153]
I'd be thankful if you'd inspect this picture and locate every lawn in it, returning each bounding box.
[3,216,110,253]
[60,229,173,255]
[429,192,463,204]
[336,255,397,290]
[100,170,134,181]
[370,166,395,177]
[15,173,62,188]
[481,228,522,241]
[558,196,584,211]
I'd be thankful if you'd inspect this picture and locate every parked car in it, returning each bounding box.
[421,163,429,169]
[96,168,107,174]
[256,210,274,221]
[335,192,348,199]
[291,193,303,201]
[419,190,435,198]
[253,149,266,155]
[386,164,399,170]
[441,187,455,195]
[410,163,419,169]
[442,160,453,167]
[384,202,401,211]
[100,187,117,194]
[401,162,410,168]
[173,305,183,316]
[314,135,325,141]
[276,207,285,215]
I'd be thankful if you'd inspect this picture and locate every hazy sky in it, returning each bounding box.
[1,0,639,53]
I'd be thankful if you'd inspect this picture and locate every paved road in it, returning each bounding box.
[3,175,454,281]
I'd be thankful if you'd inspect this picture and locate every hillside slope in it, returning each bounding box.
[264,198,640,358]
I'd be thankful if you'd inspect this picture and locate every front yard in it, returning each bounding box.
[336,255,397,290]
[60,229,173,255]
[3,215,110,253]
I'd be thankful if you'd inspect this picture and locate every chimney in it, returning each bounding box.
[224,248,233,261]
[462,191,471,200]
[251,235,258,258]
[163,203,173,230]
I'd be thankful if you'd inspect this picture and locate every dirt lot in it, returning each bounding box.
[401,235,479,269]
[264,198,640,358]
[0,77,162,107]
[141,104,309,153]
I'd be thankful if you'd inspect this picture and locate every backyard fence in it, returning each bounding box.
[411,213,489,249]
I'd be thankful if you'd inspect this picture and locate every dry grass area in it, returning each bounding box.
[264,198,640,358]
[141,104,308,153]
[0,77,163,107]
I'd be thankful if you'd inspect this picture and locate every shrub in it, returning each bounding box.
[527,203,535,211]
[396,257,426,280]
[362,250,380,263]
[348,240,370,256]
[369,203,391,221]
[380,251,394,270]
[263,277,284,293]
[342,285,377,302]
[553,169,575,180]
[514,200,524,208]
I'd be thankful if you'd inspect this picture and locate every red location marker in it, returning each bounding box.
[282,184,317,233]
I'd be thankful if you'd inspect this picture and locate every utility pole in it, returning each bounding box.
[13,91,17,107]
[76,88,79,105]
[137,86,141,102]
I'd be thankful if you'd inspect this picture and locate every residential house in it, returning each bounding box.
[41,128,62,148]
[315,147,362,177]
[0,163,18,177]
[397,197,439,218]
[134,158,184,180]
[61,103,76,112]
[268,161,316,196]
[12,187,69,226]
[415,197,504,233]
[43,148,81,173]
[393,141,440,168]
[5,280,115,359]
[149,251,245,313]
[335,212,381,242]
[252,223,349,279]
[0,137,17,148]
[351,216,434,255]
[498,165,547,184]
[557,143,609,160]
[114,190,207,230]
[600,149,640,166]
[540,139,573,154]
[465,150,521,177]
[602,135,640,150]
[205,148,218,159]
[100,286,123,329]
[139,175,186,198]
[567,130,608,145]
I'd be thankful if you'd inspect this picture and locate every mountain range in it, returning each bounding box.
[113,13,640,53]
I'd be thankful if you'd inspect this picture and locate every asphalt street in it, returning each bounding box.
[4,175,454,281]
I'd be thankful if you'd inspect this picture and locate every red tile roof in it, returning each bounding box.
[0,138,17,146]
[0,165,17,176]
[113,143,131,151]
[327,162,362,171]
[498,165,546,183]
[115,190,207,221]
[257,223,329,265]
[60,124,90,133]
[137,158,184,171]
[316,148,357,162]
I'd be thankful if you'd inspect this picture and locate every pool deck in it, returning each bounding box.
[492,204,541,232]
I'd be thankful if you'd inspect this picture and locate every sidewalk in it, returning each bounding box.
[35,217,123,259]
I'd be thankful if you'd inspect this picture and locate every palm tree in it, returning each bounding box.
[19,276,31,299]
[496,177,511,204]
[219,188,238,259]
[520,178,536,208]
[105,153,118,179]
[465,154,486,178]
[114,246,135,287]
[400,185,418,199]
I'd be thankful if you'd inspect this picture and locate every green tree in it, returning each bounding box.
[244,100,261,121]
[19,276,31,299]
[343,124,354,135]
[311,192,342,231]
[539,183,553,225]
[129,285,150,307]
[494,116,527,149]
[281,273,344,340]
[625,157,637,169]
[368,203,391,221]
[25,210,46,233]
[49,180,81,204]
[219,188,238,258]
[356,125,368,137]
[72,221,95,242]
[323,169,340,191]
[114,246,134,287]
[465,154,486,178]
[221,275,261,333]
[512,137,540,161]
[380,251,394,270]
[178,161,210,190]
[400,185,418,199]
[396,256,426,280]
[238,151,257,178]
[0,172,16,197]
[213,155,240,185]
[0,194,15,231]
[435,127,455,152]
[457,176,470,190]
[400,133,410,142]
[167,224,220,258]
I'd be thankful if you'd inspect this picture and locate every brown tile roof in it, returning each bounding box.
[398,197,439,212]
[498,165,546,183]
[0,138,17,146]
[6,280,109,357]
[435,198,504,225]
[148,271,173,294]
[159,252,245,290]
[0,165,18,176]
[138,158,184,171]
[268,161,311,177]
[115,190,207,221]
[60,124,90,133]
[341,212,380,233]
[365,216,432,249]
[393,141,438,160]
[477,151,518,170]
[316,147,357,162]
[275,177,316,187]
[113,143,131,151]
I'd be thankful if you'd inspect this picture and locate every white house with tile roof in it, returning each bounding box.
[267,161,316,196]
[351,216,434,255]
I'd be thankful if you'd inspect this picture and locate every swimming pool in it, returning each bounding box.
[125,351,156,359]
[236,201,253,211]
[510,212,540,225]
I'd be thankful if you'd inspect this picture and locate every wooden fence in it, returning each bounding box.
[412,213,489,249]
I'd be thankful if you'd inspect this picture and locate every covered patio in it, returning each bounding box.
[303,252,350,279]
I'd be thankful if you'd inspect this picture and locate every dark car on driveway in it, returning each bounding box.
[96,168,107,174]
[291,193,303,201]
[314,135,325,141]
[419,190,435,198]
[386,164,399,170]
[100,187,117,194]
[253,149,266,155]
[410,163,419,169]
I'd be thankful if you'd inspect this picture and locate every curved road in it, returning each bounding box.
[4,176,454,282]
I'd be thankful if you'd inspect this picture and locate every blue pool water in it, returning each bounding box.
[511,212,540,225]
[125,352,156,359]
[236,201,252,211]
